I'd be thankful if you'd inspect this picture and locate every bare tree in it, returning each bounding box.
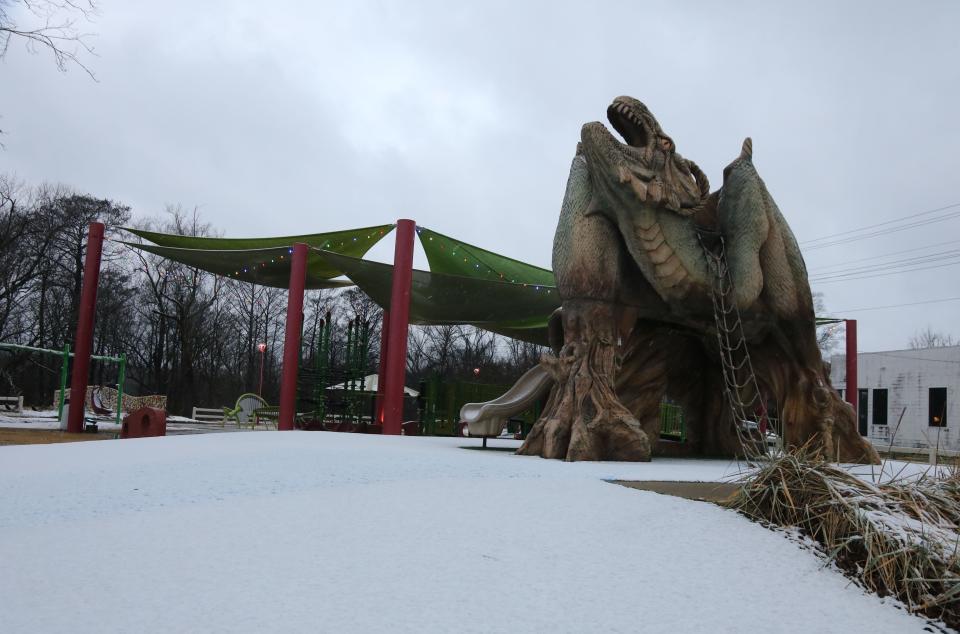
[909,327,957,350]
[504,336,547,374]
[0,0,97,77]
[813,292,842,357]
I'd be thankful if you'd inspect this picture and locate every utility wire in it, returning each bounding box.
[809,239,958,272]
[828,296,960,314]
[811,259,960,283]
[800,202,960,248]
[809,249,960,281]
[802,209,960,250]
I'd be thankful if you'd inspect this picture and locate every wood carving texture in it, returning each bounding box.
[519,97,879,464]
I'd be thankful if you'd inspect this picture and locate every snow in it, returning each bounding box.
[0,433,937,633]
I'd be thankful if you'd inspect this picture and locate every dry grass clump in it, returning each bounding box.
[730,451,960,629]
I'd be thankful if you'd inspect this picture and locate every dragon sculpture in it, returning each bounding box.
[517,97,879,464]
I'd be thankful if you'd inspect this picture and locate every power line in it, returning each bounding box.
[809,249,960,281]
[809,239,958,272]
[800,202,960,247]
[828,296,960,314]
[801,208,960,250]
[811,259,960,283]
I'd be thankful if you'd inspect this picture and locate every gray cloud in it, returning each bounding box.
[2,0,958,350]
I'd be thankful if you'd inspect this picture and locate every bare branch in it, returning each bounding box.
[0,0,98,79]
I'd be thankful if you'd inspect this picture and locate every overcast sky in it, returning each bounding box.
[2,0,958,352]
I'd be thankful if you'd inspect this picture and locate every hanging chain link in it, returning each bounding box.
[698,232,772,458]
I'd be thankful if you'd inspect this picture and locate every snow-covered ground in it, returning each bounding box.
[0,432,938,633]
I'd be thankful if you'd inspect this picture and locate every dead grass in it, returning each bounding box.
[0,428,114,446]
[729,450,960,629]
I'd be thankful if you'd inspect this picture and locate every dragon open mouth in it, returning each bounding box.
[606,99,649,149]
[581,97,709,215]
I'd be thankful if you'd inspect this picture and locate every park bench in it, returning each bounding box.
[191,407,228,425]
[0,395,23,413]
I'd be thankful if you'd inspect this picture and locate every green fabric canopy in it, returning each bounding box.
[124,243,355,289]
[317,250,559,345]
[123,224,394,289]
[125,224,394,254]
[417,227,555,286]
[123,223,560,342]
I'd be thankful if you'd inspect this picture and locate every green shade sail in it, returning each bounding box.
[123,224,395,289]
[125,224,394,254]
[124,243,355,289]
[124,223,561,342]
[317,249,559,345]
[417,227,555,286]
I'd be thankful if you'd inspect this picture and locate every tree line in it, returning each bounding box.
[0,176,546,415]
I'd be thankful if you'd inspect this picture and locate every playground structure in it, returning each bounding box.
[459,365,552,438]
[56,218,862,455]
[51,386,166,417]
[507,97,875,463]
[297,314,375,429]
[50,99,869,463]
[59,218,862,452]
[0,342,127,427]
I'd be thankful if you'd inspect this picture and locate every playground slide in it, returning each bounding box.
[459,364,553,437]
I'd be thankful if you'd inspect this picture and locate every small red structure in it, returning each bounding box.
[121,407,167,438]
[845,319,858,416]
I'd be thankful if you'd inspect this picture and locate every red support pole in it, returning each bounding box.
[67,222,105,434]
[278,243,308,431]
[382,220,415,435]
[375,309,390,424]
[845,319,858,415]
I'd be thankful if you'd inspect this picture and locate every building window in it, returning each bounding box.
[872,389,888,426]
[929,388,948,427]
[858,389,868,436]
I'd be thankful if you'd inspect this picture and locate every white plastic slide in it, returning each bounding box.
[459,364,553,437]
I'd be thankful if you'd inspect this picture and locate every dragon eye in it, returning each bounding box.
[660,138,673,150]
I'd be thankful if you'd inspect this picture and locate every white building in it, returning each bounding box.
[830,345,959,451]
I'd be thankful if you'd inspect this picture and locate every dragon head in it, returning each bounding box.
[580,96,709,215]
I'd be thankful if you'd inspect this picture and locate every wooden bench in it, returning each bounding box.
[0,395,23,413]
[191,407,227,425]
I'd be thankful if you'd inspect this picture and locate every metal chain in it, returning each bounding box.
[698,233,771,458]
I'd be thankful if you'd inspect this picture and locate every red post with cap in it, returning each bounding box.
[67,222,105,433]
[845,319,857,416]
[278,243,308,430]
[382,220,415,435]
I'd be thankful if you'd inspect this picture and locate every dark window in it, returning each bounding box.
[872,389,888,426]
[930,388,948,427]
[858,389,869,436]
[837,388,844,401]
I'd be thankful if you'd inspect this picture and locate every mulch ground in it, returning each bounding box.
[613,480,741,504]
[0,428,115,446]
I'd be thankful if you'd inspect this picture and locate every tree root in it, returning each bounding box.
[518,302,650,462]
